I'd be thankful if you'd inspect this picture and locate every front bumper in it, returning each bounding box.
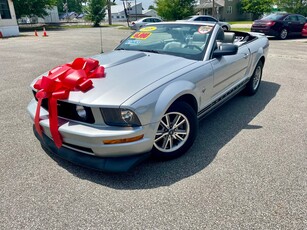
[251,27,279,37]
[34,127,150,172]
[27,99,156,172]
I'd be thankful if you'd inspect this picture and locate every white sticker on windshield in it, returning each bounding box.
[140,26,157,32]
[198,26,213,34]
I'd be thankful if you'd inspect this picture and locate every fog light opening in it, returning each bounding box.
[76,105,87,120]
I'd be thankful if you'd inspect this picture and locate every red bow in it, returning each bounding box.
[34,58,105,148]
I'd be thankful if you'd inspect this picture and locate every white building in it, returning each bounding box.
[38,7,60,23]
[20,7,60,24]
[107,2,142,22]
[0,0,19,37]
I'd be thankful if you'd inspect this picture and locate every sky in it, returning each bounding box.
[115,0,155,10]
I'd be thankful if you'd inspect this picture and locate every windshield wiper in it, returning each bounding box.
[115,48,160,54]
[137,49,160,54]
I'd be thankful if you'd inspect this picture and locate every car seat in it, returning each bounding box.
[189,32,209,50]
[163,29,186,51]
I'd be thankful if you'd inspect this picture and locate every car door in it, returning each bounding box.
[284,15,301,35]
[153,18,161,23]
[204,16,218,23]
[194,16,217,23]
[142,18,151,27]
[194,16,205,22]
[211,44,250,96]
[297,15,307,33]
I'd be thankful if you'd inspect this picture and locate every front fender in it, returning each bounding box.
[152,80,197,124]
[129,80,198,126]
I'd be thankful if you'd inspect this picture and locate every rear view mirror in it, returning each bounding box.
[213,44,238,58]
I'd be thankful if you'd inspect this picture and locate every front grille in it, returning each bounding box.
[33,91,95,124]
[63,142,94,153]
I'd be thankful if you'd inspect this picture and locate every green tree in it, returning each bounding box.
[148,5,156,10]
[155,0,196,20]
[14,0,57,19]
[85,0,107,27]
[278,0,307,15]
[240,0,275,19]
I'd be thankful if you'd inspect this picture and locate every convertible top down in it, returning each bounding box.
[27,22,269,172]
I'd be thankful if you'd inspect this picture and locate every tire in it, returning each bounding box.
[279,28,288,40]
[152,101,198,160]
[245,61,263,96]
[222,26,228,31]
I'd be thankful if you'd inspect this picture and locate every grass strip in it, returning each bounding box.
[229,21,253,24]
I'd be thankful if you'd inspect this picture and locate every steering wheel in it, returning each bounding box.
[184,45,202,51]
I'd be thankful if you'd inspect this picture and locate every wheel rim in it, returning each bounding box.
[154,112,190,153]
[280,29,287,39]
[253,65,262,90]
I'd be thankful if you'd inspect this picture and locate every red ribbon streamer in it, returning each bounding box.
[34,57,105,148]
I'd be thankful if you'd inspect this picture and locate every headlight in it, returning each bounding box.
[75,105,95,123]
[101,108,141,127]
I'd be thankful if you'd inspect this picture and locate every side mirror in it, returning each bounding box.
[213,44,238,58]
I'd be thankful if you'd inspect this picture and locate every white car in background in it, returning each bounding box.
[182,15,231,31]
[130,17,163,30]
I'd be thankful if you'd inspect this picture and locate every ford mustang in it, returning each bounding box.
[27,22,269,172]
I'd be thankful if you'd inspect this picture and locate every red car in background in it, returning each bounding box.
[302,23,307,37]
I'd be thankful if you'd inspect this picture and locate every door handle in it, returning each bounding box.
[244,53,249,59]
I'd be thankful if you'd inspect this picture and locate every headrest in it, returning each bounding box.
[171,29,184,40]
[216,28,224,41]
[223,32,235,43]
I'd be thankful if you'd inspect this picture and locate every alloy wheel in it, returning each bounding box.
[280,29,288,40]
[253,65,262,90]
[154,112,190,153]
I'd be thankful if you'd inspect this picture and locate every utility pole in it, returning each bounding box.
[122,0,130,27]
[107,0,112,25]
[63,0,68,22]
[212,0,215,18]
[135,0,137,21]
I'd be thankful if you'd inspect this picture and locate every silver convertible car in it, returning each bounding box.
[27,22,269,172]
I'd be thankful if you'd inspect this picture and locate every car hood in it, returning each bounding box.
[31,50,197,107]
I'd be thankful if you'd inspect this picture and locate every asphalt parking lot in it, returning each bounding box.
[0,28,306,229]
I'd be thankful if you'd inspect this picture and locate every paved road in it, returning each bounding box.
[230,23,252,29]
[1,28,306,229]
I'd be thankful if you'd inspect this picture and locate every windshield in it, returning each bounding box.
[262,13,285,20]
[115,24,214,61]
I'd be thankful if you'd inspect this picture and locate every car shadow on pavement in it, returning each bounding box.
[267,36,307,41]
[47,81,280,189]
